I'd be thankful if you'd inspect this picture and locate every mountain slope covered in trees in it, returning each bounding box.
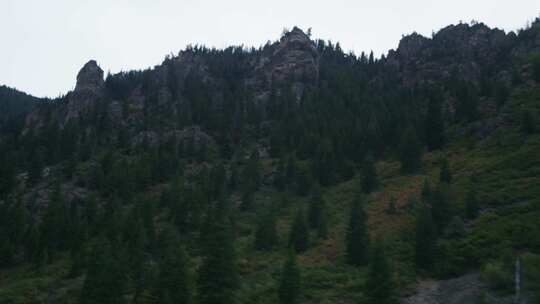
[1,18,540,304]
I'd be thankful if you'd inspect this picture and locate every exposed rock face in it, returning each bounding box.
[400,273,530,304]
[131,126,214,153]
[74,60,104,92]
[65,60,104,123]
[252,27,319,101]
[387,23,515,86]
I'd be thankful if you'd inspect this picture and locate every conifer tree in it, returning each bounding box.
[274,158,286,191]
[154,228,192,304]
[24,224,45,269]
[415,205,437,271]
[421,178,431,203]
[439,157,452,184]
[295,167,312,197]
[27,150,43,185]
[465,188,479,219]
[386,196,397,215]
[41,182,69,255]
[210,162,226,200]
[254,209,278,251]
[288,209,309,253]
[0,155,15,198]
[68,218,88,278]
[240,188,254,212]
[345,194,369,266]
[198,203,238,304]
[520,110,536,135]
[80,239,126,304]
[425,97,445,151]
[399,127,423,174]
[429,185,451,232]
[361,155,378,194]
[364,240,397,304]
[308,186,327,238]
[243,151,261,192]
[312,138,337,186]
[229,161,239,191]
[278,251,301,304]
[285,155,297,190]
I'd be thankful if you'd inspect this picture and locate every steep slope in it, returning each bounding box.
[1,19,540,304]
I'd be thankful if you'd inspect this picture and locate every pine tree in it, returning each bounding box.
[154,228,192,304]
[198,203,238,304]
[288,209,309,253]
[229,161,239,191]
[285,155,297,190]
[295,167,312,197]
[24,223,43,267]
[27,150,43,185]
[439,157,452,184]
[41,182,69,255]
[345,194,369,266]
[364,240,397,304]
[210,162,226,200]
[308,186,327,238]
[465,188,479,219]
[0,229,14,267]
[68,218,88,278]
[240,188,254,212]
[415,205,437,271]
[242,151,261,192]
[398,127,423,174]
[425,97,445,151]
[520,110,536,135]
[274,158,286,191]
[312,139,337,186]
[429,184,451,232]
[386,196,397,215]
[254,209,278,251]
[421,178,431,203]
[0,155,15,198]
[361,155,378,193]
[80,239,126,304]
[278,251,301,304]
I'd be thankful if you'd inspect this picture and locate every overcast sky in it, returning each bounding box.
[2,0,539,98]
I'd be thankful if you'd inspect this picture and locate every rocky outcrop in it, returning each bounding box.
[387,22,515,86]
[74,60,104,92]
[65,60,104,123]
[131,125,215,153]
[251,27,319,101]
[401,273,530,304]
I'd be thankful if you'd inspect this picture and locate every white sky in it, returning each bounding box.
[1,0,539,98]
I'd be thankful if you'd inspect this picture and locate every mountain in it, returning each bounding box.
[1,19,540,304]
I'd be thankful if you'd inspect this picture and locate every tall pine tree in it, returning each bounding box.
[254,209,278,251]
[308,186,327,239]
[415,205,437,271]
[345,194,369,266]
[198,203,238,304]
[288,209,309,253]
[364,240,397,304]
[361,155,378,194]
[398,126,423,174]
[278,251,301,304]
[153,227,192,304]
[425,97,445,151]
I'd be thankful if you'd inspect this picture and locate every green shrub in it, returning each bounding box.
[480,261,513,293]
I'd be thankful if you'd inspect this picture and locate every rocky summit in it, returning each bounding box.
[74,60,104,92]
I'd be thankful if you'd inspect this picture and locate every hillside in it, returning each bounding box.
[1,19,540,304]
